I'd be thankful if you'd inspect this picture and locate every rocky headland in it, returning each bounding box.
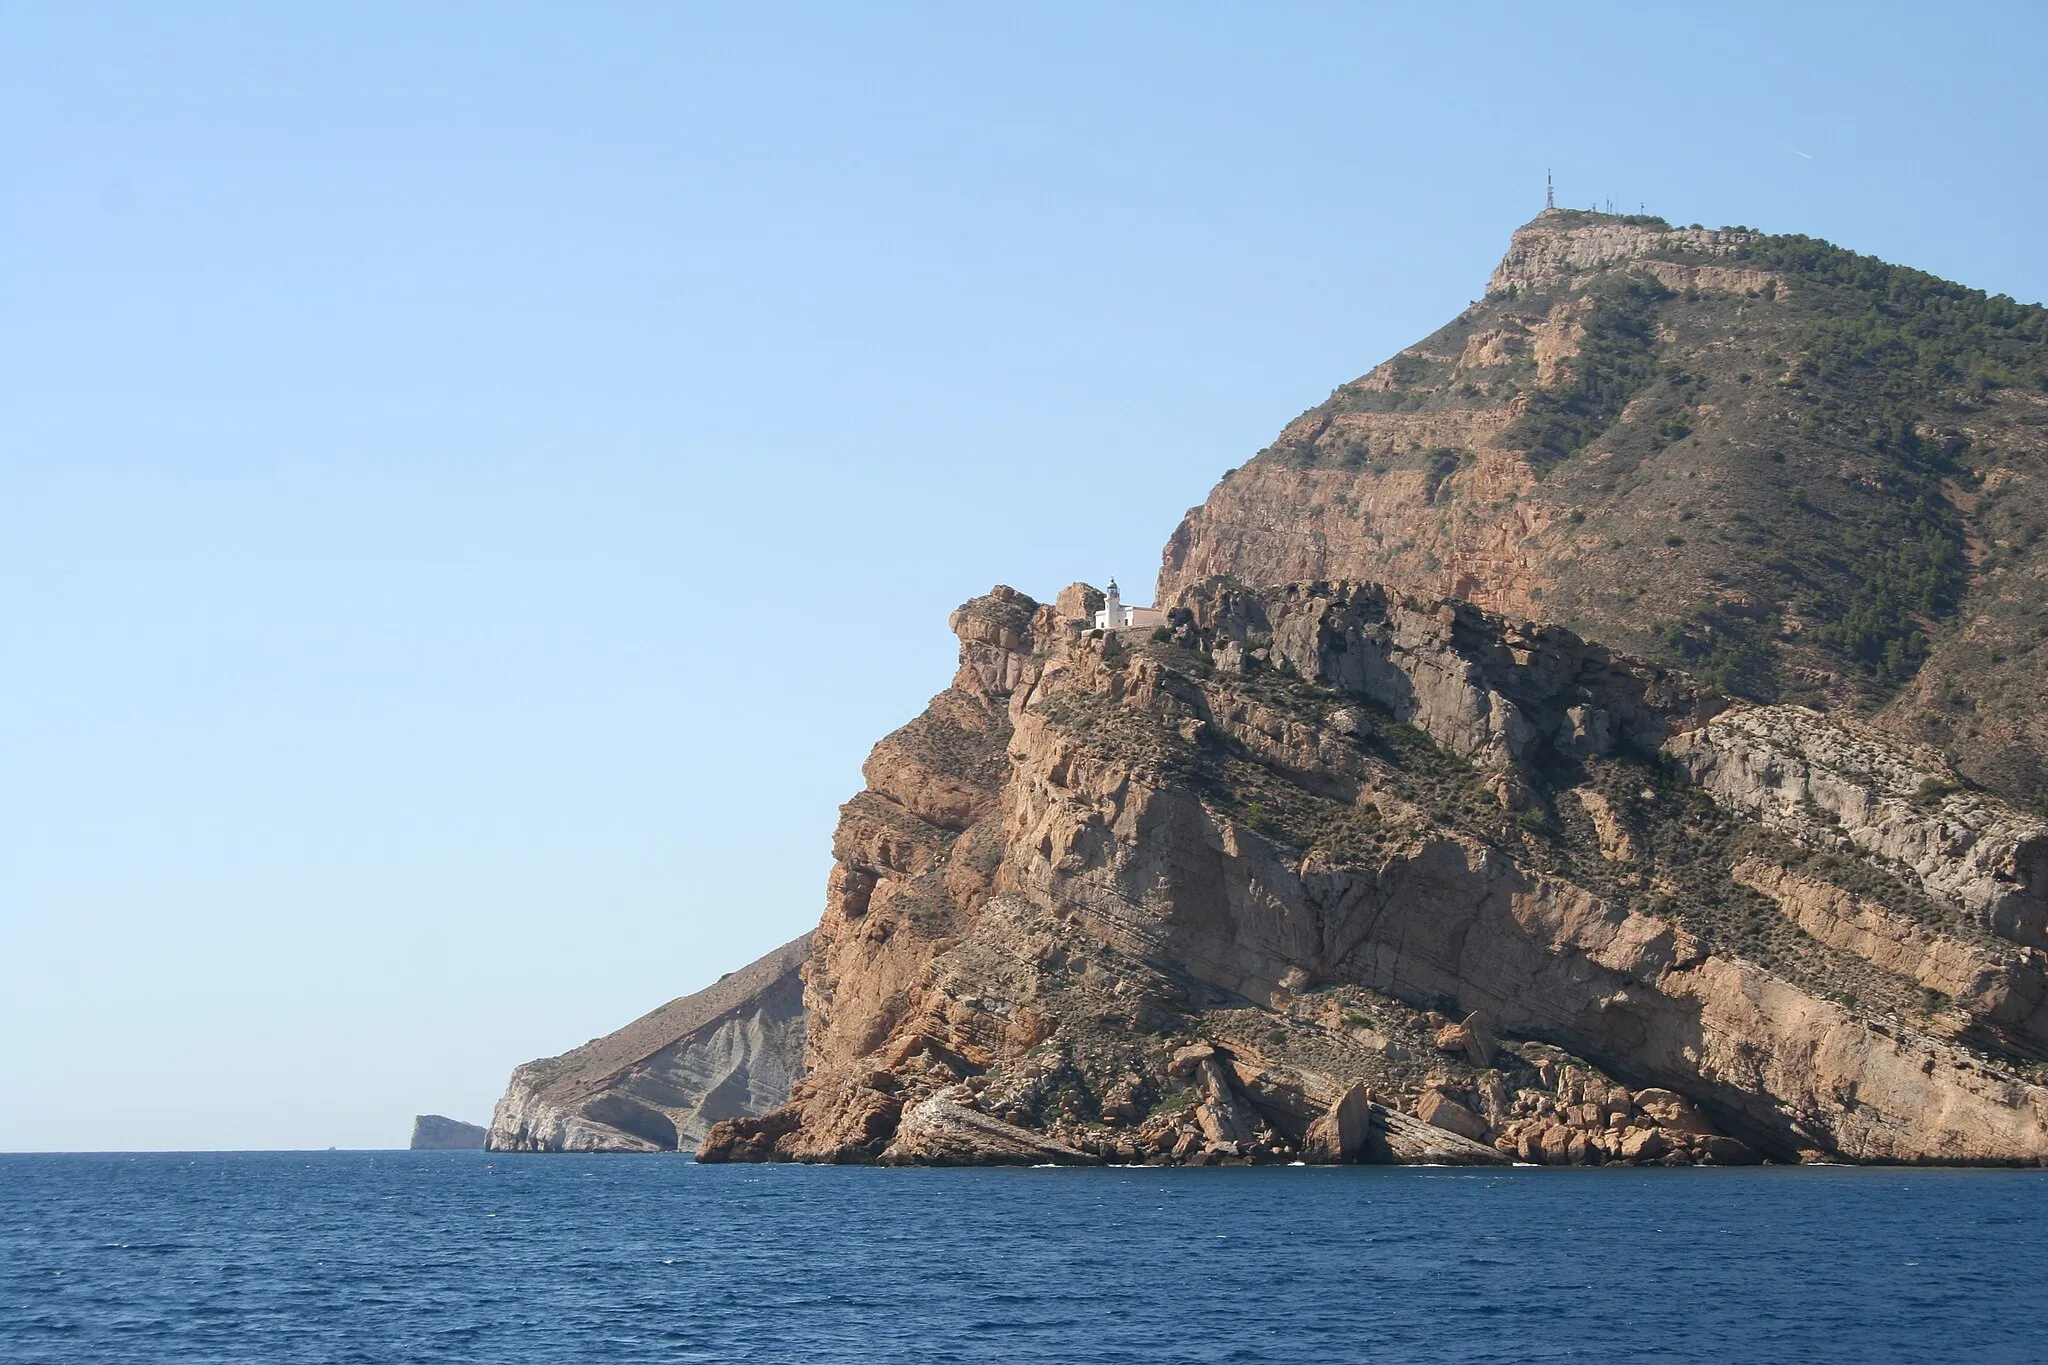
[500,209,2048,1167]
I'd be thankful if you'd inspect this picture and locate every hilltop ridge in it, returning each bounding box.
[1161,210,2048,810]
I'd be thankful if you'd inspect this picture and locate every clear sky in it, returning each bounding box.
[5,2,2045,1151]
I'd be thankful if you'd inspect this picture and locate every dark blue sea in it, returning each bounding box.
[3,1153,2044,1363]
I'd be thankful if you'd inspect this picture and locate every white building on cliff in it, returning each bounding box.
[1094,579,1165,632]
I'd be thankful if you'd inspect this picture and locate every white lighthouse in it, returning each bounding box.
[1093,578,1165,632]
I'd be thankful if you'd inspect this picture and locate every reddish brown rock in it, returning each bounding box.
[1416,1089,1491,1144]
[1620,1128,1671,1162]
[1302,1082,1373,1164]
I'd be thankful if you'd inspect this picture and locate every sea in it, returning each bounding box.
[2,1153,2043,1363]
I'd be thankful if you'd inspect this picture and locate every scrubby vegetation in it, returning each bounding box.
[1501,272,1669,471]
[1740,235,2048,394]
[1658,606,1780,701]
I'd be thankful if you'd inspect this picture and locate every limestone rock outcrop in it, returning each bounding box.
[1300,1081,1371,1162]
[1484,218,1760,295]
[1730,858,2048,1055]
[1670,705,2048,947]
[882,1092,1100,1166]
[487,934,810,1153]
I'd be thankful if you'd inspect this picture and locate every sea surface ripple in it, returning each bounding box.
[2,1153,2043,1363]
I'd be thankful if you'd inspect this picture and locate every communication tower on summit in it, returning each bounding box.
[1546,171,1555,211]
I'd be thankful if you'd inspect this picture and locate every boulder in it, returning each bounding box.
[1301,1082,1373,1163]
[1619,1127,1670,1161]
[1416,1089,1491,1143]
[1459,1011,1498,1067]
[1193,1058,1260,1146]
[1631,1088,1715,1136]
[1695,1134,1761,1165]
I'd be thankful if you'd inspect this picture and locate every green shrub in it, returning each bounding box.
[1501,273,1669,471]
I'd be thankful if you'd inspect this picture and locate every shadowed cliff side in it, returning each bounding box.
[487,933,811,1153]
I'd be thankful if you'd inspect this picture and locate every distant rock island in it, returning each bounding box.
[496,208,2048,1167]
[409,1115,487,1150]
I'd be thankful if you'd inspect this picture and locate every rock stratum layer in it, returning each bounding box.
[488,934,810,1153]
[700,581,2048,1167]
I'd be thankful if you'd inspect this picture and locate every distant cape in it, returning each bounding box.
[409,1114,487,1150]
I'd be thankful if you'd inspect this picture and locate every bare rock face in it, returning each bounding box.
[1731,858,2048,1054]
[698,582,2048,1169]
[1369,1105,1510,1166]
[409,1115,487,1150]
[1485,218,1760,295]
[1171,577,1724,775]
[1670,705,2048,947]
[487,934,810,1153]
[699,589,1042,1165]
[1416,1088,1490,1142]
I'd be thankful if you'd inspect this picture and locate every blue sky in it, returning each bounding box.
[6,2,2046,1150]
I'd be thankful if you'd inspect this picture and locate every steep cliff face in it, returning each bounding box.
[487,934,810,1153]
[700,584,2048,1167]
[1158,210,2048,811]
[699,591,1034,1164]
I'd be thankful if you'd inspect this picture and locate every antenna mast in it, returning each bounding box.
[1545,171,1555,211]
